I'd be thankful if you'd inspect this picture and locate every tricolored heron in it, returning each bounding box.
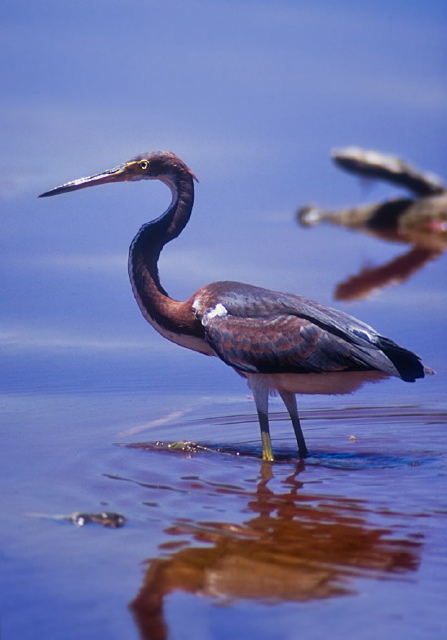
[39,151,431,461]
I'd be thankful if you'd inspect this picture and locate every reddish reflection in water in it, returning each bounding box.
[333,245,443,302]
[130,463,421,640]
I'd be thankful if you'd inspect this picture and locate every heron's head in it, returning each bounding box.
[39,151,197,198]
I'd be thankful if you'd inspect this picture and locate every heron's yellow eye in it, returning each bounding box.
[139,160,149,171]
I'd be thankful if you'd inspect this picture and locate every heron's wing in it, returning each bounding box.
[201,310,396,376]
[194,282,424,381]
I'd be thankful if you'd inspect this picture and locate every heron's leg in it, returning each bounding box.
[258,410,274,462]
[250,382,274,462]
[278,391,309,458]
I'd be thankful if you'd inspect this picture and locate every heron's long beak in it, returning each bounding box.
[39,163,130,198]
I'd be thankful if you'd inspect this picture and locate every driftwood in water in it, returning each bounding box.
[297,147,446,300]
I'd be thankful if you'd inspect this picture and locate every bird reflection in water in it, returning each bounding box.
[297,147,447,301]
[130,462,422,640]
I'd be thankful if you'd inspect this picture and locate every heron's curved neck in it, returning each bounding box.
[128,169,198,336]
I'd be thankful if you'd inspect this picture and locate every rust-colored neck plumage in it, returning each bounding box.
[128,161,202,340]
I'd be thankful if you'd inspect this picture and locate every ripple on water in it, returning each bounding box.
[119,404,446,471]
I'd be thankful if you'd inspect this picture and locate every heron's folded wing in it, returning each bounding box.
[201,312,393,375]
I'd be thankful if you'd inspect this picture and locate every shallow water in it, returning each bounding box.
[1,372,446,640]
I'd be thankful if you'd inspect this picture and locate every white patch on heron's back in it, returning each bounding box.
[191,298,201,313]
[208,303,228,318]
[201,302,228,326]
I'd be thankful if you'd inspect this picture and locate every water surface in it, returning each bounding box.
[1,2,446,639]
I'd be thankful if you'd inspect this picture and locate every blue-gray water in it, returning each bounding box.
[1,2,446,639]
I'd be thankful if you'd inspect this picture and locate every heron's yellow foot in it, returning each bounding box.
[261,432,274,462]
